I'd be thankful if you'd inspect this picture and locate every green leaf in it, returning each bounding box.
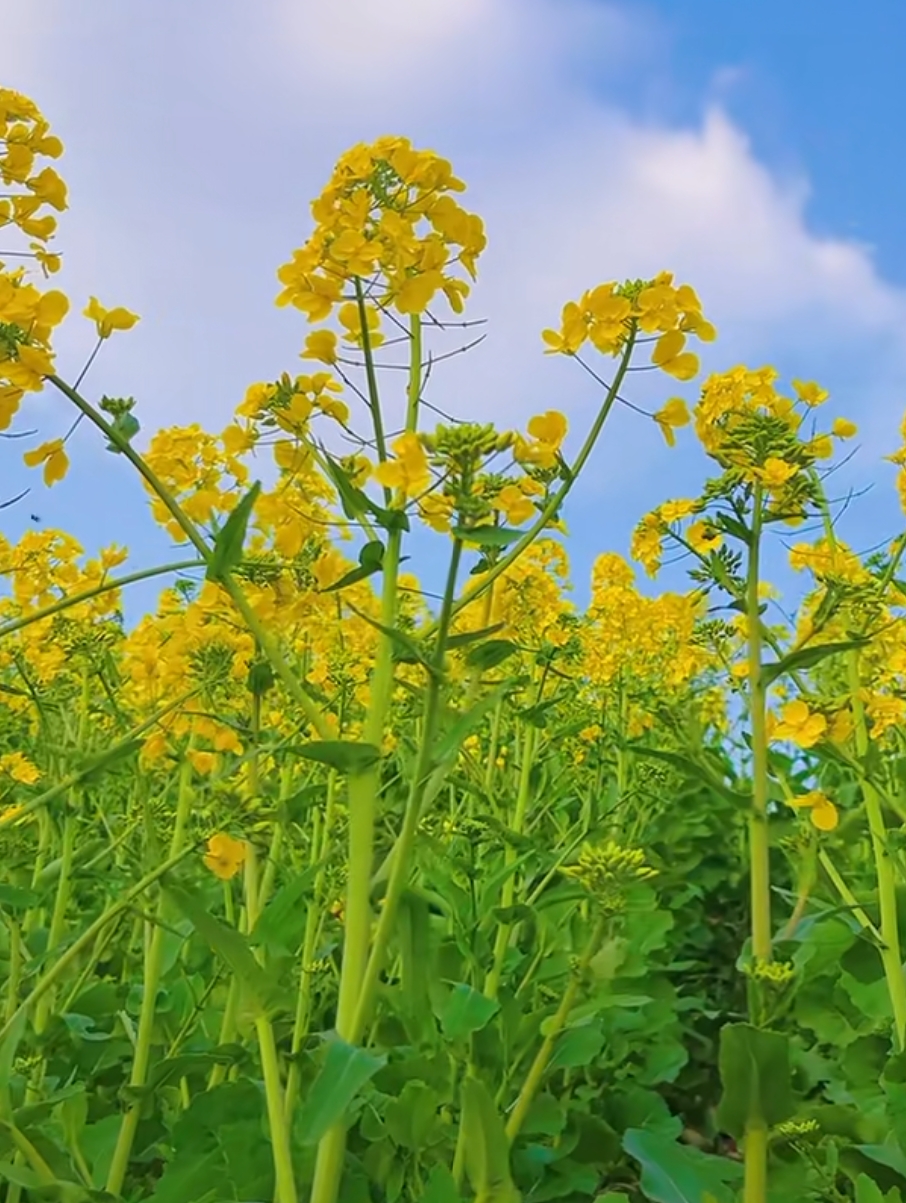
[549,1023,605,1070]
[716,1023,795,1138]
[760,637,871,687]
[319,540,386,593]
[372,505,410,534]
[144,1149,222,1203]
[0,1010,26,1122]
[855,1175,897,1203]
[323,454,374,521]
[460,1075,520,1202]
[250,865,319,955]
[384,1080,440,1150]
[206,481,261,583]
[76,737,144,785]
[446,623,506,649]
[622,1129,741,1203]
[420,1165,461,1203]
[714,512,751,545]
[120,1050,243,1102]
[104,410,141,453]
[626,742,749,807]
[855,1145,906,1180]
[431,680,518,768]
[294,740,382,774]
[0,884,40,911]
[345,600,440,677]
[295,1036,386,1146]
[358,539,385,570]
[0,1162,42,1191]
[396,890,434,1044]
[438,983,500,1042]
[466,639,519,671]
[452,524,524,547]
[164,882,286,1018]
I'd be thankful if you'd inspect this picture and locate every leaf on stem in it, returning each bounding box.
[206,482,261,583]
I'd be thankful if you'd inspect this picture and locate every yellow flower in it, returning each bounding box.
[792,379,829,407]
[23,437,69,485]
[687,520,722,554]
[373,432,431,498]
[653,397,690,447]
[659,498,698,524]
[527,410,568,451]
[338,301,384,349]
[832,417,857,439]
[827,708,853,746]
[27,165,68,210]
[756,457,798,490]
[0,804,28,827]
[805,435,833,460]
[300,330,338,364]
[769,699,827,748]
[418,492,455,532]
[788,790,838,832]
[83,296,140,339]
[203,833,247,881]
[652,331,699,380]
[494,483,535,526]
[0,751,41,784]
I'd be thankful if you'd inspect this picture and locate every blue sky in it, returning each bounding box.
[4,0,906,626]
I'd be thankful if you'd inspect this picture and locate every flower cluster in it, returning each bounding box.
[275,135,486,330]
[542,273,715,384]
[0,89,69,431]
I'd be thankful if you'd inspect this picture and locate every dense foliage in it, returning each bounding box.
[3,84,906,1203]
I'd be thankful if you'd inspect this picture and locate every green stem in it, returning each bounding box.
[505,912,607,1143]
[0,843,195,1046]
[349,536,464,1043]
[106,751,195,1196]
[743,1122,768,1203]
[818,850,881,942]
[427,327,637,635]
[0,559,203,639]
[847,648,906,1049]
[308,313,422,1203]
[485,722,536,1000]
[743,481,770,1203]
[285,777,336,1114]
[47,373,331,742]
[745,484,772,965]
[257,1014,297,1203]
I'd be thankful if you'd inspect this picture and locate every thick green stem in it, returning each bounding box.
[485,722,537,1000]
[349,537,464,1043]
[743,482,770,1203]
[257,1014,297,1203]
[285,778,336,1114]
[745,485,772,965]
[743,1122,768,1203]
[105,753,195,1196]
[848,649,906,1048]
[505,912,607,1143]
[308,312,421,1203]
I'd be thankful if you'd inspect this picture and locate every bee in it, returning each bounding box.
[30,514,41,523]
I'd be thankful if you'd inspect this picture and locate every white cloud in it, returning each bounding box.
[4,0,906,586]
